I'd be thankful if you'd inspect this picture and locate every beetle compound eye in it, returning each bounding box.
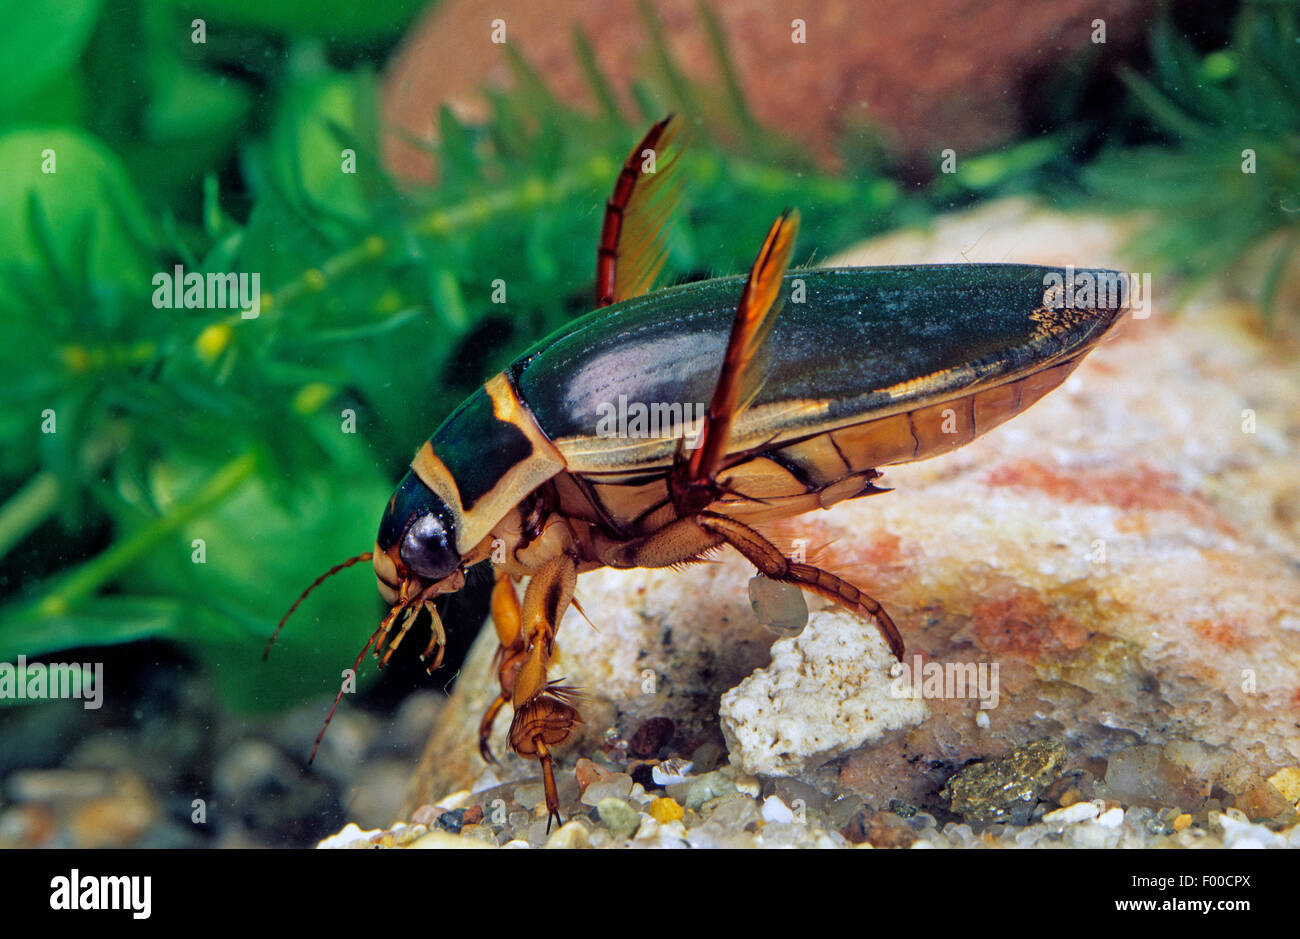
[400,512,459,580]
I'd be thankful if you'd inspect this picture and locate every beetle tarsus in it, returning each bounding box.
[537,740,562,834]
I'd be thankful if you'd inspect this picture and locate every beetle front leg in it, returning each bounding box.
[478,571,524,765]
[698,512,905,660]
[505,554,581,830]
[477,694,508,766]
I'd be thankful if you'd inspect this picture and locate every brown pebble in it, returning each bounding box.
[690,742,723,774]
[1232,777,1295,822]
[1043,768,1094,808]
[72,794,154,848]
[0,804,56,848]
[842,809,916,848]
[628,717,675,759]
[462,805,484,826]
[574,758,611,795]
[411,803,443,827]
[574,759,599,794]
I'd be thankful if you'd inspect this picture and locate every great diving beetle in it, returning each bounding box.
[270,115,1130,829]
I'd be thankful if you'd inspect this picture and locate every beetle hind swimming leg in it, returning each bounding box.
[670,210,799,517]
[698,512,905,660]
[596,114,683,308]
[509,690,583,832]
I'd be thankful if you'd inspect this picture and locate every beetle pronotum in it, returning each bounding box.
[270,115,1130,829]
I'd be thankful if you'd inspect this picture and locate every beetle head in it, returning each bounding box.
[368,469,475,676]
[265,468,473,765]
[374,470,464,601]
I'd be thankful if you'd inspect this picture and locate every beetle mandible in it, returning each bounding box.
[270,115,1130,829]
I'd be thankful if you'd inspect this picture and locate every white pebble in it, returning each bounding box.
[652,759,694,786]
[316,823,380,849]
[580,775,633,806]
[1220,815,1285,849]
[437,789,471,810]
[732,775,761,798]
[1041,801,1100,825]
[656,820,691,849]
[761,795,794,824]
[1096,807,1125,828]
[719,610,928,776]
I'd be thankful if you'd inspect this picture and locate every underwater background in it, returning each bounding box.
[0,0,1297,847]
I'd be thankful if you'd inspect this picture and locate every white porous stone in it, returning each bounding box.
[718,610,929,776]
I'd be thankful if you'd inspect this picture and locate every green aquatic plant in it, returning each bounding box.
[0,3,907,711]
[1085,2,1300,316]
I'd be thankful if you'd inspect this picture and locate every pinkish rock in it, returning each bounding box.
[381,0,1159,181]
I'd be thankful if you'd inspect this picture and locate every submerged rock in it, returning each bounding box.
[943,737,1067,826]
[595,798,641,839]
[719,610,929,776]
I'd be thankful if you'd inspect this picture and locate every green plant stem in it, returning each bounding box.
[0,428,124,563]
[266,234,388,312]
[414,159,614,237]
[258,157,615,319]
[0,471,60,561]
[21,451,258,621]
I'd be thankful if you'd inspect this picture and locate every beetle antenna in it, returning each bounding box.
[309,624,384,764]
[264,551,375,660]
